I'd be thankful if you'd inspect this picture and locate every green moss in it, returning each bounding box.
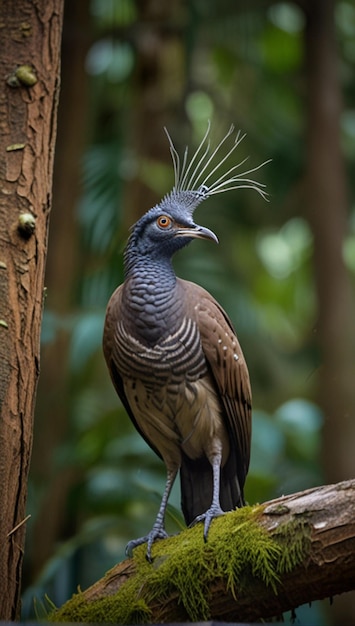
[273,517,312,573]
[49,585,152,624]
[50,506,310,623]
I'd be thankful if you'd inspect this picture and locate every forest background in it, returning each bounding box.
[22,1,355,625]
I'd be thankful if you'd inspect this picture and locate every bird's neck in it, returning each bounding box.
[123,254,182,345]
[125,251,176,288]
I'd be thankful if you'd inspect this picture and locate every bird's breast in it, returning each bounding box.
[110,306,230,467]
[113,316,208,386]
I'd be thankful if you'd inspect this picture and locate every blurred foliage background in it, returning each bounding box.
[22,1,355,624]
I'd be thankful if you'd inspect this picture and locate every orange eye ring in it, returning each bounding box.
[157,215,172,229]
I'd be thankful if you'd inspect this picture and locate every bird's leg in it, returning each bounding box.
[192,450,225,541]
[126,467,178,562]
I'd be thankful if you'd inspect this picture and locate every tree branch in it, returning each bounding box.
[51,479,355,623]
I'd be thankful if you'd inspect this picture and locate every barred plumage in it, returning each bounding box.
[113,316,207,383]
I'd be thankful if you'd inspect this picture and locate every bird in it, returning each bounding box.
[103,123,268,561]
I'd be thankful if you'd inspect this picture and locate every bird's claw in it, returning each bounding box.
[126,526,169,562]
[191,505,225,541]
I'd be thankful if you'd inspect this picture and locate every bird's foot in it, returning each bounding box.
[126,526,169,562]
[191,504,225,541]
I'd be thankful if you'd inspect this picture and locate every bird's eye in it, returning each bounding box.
[157,215,172,229]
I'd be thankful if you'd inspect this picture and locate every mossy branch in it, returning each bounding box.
[50,479,355,623]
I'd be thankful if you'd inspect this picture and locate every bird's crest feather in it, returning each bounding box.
[163,121,270,214]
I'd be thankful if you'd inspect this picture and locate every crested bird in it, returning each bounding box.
[103,124,268,561]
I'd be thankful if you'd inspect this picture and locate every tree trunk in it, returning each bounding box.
[51,479,355,623]
[303,2,355,622]
[28,0,91,583]
[304,0,355,481]
[0,0,64,619]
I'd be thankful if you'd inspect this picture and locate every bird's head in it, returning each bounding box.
[124,123,269,274]
[125,196,218,266]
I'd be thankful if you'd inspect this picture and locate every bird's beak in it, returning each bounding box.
[175,224,219,244]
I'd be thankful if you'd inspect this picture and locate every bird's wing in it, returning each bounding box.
[102,284,163,460]
[179,279,252,487]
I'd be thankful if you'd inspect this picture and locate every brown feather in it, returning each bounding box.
[178,278,252,503]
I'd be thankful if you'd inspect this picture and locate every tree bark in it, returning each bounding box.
[28,0,91,583]
[52,479,355,623]
[0,0,64,619]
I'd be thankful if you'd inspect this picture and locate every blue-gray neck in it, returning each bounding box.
[123,252,183,346]
[126,254,176,293]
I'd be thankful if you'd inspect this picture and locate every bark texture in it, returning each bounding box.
[29,0,90,582]
[53,480,355,623]
[0,1,64,619]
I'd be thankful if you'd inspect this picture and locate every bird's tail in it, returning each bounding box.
[180,452,244,526]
